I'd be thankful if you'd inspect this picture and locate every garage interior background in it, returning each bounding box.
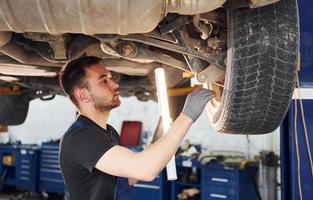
[0,0,313,200]
[0,94,279,159]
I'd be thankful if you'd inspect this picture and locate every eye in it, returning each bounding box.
[102,78,108,83]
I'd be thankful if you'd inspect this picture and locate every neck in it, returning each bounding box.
[79,108,110,130]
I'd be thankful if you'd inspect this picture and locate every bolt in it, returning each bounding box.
[122,44,134,56]
[199,74,207,81]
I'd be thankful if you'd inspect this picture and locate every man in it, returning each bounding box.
[58,56,215,200]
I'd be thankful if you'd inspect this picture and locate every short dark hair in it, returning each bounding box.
[59,56,101,106]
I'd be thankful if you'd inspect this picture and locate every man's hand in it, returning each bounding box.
[181,88,215,122]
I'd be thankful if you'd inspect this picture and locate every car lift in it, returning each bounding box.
[280,1,313,199]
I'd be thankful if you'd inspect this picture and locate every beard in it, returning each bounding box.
[91,93,121,112]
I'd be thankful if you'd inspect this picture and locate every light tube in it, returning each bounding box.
[154,68,177,180]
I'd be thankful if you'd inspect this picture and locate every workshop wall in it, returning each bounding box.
[7,95,279,158]
[8,96,77,144]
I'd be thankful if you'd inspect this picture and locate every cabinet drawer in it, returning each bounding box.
[203,176,236,187]
[40,169,63,180]
[204,193,236,200]
[203,168,237,179]
[202,185,236,200]
[132,187,161,200]
[41,149,59,155]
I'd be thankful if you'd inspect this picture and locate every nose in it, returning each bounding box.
[109,79,119,91]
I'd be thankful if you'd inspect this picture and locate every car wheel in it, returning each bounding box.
[0,94,29,125]
[206,0,299,134]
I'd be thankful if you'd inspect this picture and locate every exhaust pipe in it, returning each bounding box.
[0,31,60,67]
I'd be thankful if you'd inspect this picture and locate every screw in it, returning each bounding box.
[199,74,207,81]
[122,44,134,56]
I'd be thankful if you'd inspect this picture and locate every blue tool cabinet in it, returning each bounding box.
[0,145,40,192]
[15,145,40,192]
[201,165,258,200]
[172,157,259,200]
[39,142,65,194]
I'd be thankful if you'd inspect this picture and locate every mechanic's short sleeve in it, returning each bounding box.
[71,127,116,172]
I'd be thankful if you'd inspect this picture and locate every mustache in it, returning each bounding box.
[113,88,119,95]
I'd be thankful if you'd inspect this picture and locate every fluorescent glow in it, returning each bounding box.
[155,68,177,180]
[293,88,313,99]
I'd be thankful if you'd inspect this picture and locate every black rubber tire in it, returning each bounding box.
[207,0,299,134]
[0,94,29,125]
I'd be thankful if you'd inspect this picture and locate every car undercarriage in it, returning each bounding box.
[0,0,299,134]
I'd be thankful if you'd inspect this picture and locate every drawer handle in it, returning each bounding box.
[21,177,29,181]
[210,193,227,199]
[133,183,160,190]
[211,177,229,183]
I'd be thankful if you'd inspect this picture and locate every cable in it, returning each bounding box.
[296,72,313,176]
[294,99,303,200]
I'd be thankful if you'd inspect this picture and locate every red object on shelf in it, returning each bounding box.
[120,121,142,147]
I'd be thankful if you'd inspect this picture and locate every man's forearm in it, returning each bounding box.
[95,89,213,181]
[136,114,192,178]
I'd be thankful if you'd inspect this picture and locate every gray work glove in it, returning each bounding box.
[181,88,215,122]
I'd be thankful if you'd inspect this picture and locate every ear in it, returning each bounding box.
[73,87,91,104]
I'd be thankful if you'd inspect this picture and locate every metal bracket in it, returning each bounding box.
[101,41,190,72]
[141,16,225,72]
[196,64,225,83]
[120,35,225,70]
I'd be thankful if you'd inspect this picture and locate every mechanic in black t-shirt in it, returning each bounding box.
[58,56,215,200]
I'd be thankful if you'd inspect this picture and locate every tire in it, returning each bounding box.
[207,0,299,134]
[0,94,29,125]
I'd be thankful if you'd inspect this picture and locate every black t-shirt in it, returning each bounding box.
[59,115,120,200]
